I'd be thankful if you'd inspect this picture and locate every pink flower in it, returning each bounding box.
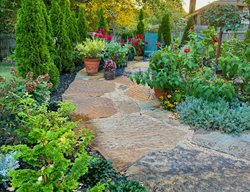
[145,41,149,45]
[155,42,161,46]
[128,38,133,43]
[120,38,124,45]
[104,60,116,71]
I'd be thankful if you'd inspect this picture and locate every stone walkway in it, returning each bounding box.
[63,61,250,191]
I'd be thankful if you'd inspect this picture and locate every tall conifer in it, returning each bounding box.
[78,7,87,41]
[15,0,59,87]
[50,0,73,72]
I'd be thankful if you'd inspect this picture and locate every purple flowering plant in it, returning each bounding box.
[104,60,116,72]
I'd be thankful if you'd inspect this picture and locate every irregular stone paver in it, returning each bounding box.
[64,79,115,97]
[125,85,153,102]
[64,96,117,119]
[127,146,250,192]
[63,61,250,191]
[89,113,188,170]
[192,130,250,161]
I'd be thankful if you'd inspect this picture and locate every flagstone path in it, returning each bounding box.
[63,61,250,191]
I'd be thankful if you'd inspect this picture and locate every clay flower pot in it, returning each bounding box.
[84,58,101,75]
[154,88,167,100]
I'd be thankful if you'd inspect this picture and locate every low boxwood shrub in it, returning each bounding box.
[80,157,147,191]
[177,97,250,133]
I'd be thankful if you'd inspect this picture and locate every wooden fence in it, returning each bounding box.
[0,34,16,61]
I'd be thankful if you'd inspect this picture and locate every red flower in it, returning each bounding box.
[128,38,133,43]
[120,38,124,45]
[212,37,218,44]
[137,34,144,39]
[145,41,149,45]
[134,40,139,47]
[189,26,194,30]
[184,47,190,53]
[98,33,104,38]
[94,33,99,37]
[106,35,113,41]
[155,42,161,46]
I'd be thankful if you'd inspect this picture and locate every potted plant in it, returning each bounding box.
[76,38,105,75]
[103,60,116,80]
[105,42,129,76]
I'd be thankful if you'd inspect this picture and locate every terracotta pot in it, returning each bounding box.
[154,88,167,100]
[83,58,101,75]
[104,70,115,80]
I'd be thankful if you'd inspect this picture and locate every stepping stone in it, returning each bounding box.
[126,146,250,192]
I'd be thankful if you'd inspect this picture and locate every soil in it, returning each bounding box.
[49,65,83,104]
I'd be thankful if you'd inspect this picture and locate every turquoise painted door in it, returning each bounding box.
[145,33,158,57]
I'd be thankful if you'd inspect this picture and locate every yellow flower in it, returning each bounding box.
[167,94,172,98]
[165,101,170,105]
[174,102,178,105]
[159,96,164,100]
[221,79,225,83]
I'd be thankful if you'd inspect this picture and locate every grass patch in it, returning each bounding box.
[0,63,14,80]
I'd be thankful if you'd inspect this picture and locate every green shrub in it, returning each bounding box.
[2,99,100,191]
[158,14,171,46]
[177,97,250,133]
[80,157,146,191]
[137,9,145,36]
[50,0,73,72]
[78,7,88,41]
[105,42,129,68]
[0,71,53,145]
[187,67,236,102]
[15,0,59,88]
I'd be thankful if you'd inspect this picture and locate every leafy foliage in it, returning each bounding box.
[15,0,59,88]
[203,4,242,32]
[177,97,250,133]
[80,157,147,192]
[2,99,96,192]
[0,71,53,145]
[76,39,105,59]
[105,42,129,68]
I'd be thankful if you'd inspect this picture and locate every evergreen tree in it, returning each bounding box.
[181,17,195,46]
[68,11,80,44]
[157,24,162,43]
[40,0,56,62]
[136,9,145,35]
[15,0,59,88]
[78,7,87,41]
[98,7,108,32]
[50,0,73,72]
[159,14,171,46]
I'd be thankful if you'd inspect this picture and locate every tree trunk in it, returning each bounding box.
[215,30,223,65]
[189,0,196,13]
